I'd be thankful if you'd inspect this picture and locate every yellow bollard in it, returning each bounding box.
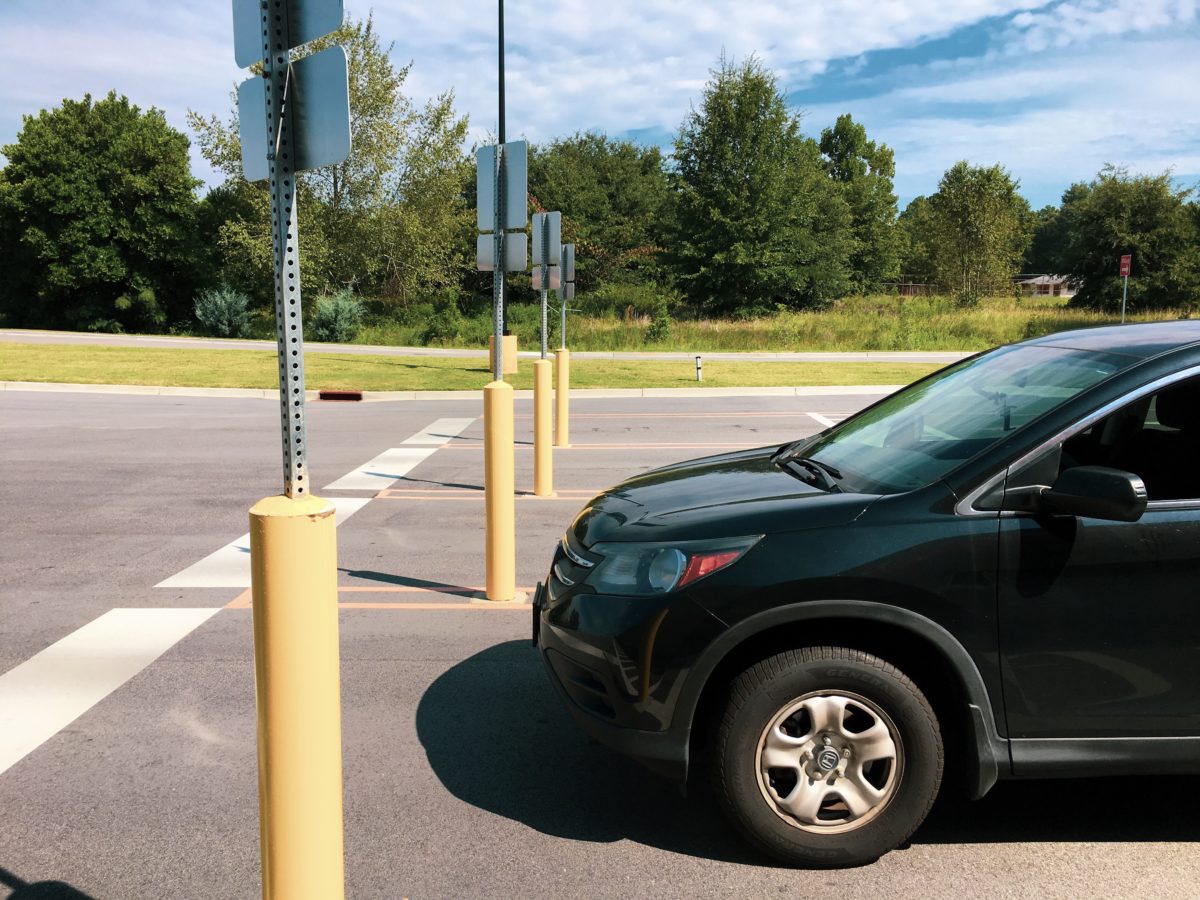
[249,494,344,900]
[484,380,517,601]
[533,358,554,496]
[488,334,519,375]
[554,348,570,448]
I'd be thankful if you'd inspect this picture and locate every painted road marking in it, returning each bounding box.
[808,413,836,429]
[156,497,370,588]
[514,411,843,420]
[401,417,475,445]
[441,442,774,451]
[322,447,441,490]
[373,489,597,501]
[224,585,536,609]
[0,608,220,776]
[323,417,477,490]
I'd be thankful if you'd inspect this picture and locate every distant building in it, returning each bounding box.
[1017,274,1076,298]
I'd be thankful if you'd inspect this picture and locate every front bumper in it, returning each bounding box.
[533,571,726,784]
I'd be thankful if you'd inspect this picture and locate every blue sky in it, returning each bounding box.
[1,0,1198,208]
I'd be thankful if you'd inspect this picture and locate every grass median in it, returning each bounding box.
[0,342,938,391]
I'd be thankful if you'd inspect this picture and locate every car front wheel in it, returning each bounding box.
[712,646,942,867]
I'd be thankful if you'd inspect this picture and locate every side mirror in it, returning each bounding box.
[1041,466,1148,522]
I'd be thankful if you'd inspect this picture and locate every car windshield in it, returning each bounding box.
[795,345,1128,495]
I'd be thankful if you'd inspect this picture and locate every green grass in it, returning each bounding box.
[353,293,1190,353]
[0,342,936,391]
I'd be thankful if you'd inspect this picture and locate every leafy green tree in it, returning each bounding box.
[669,56,852,314]
[819,114,900,292]
[896,196,937,285]
[1023,203,1065,273]
[0,92,201,331]
[926,161,1031,302]
[529,132,670,291]
[1058,166,1200,312]
[188,14,471,304]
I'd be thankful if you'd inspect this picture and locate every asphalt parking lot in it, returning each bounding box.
[1,388,1197,899]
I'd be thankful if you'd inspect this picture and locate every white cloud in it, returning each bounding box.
[0,0,1196,207]
[800,37,1200,204]
[369,0,1048,146]
[1008,0,1198,51]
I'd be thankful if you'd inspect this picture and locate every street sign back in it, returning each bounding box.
[477,233,528,272]
[532,212,561,266]
[562,244,575,283]
[238,45,351,182]
[476,141,528,233]
[233,0,345,68]
[532,265,561,291]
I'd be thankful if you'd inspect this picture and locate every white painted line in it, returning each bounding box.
[0,608,220,776]
[323,417,475,490]
[322,447,439,491]
[156,496,369,588]
[401,417,476,445]
[807,412,836,429]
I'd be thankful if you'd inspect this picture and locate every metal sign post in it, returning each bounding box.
[532,211,562,358]
[554,243,576,448]
[531,212,561,498]
[233,2,351,896]
[493,145,505,378]
[556,243,576,348]
[539,217,548,359]
[1120,254,1132,323]
[475,141,527,376]
[477,2,528,600]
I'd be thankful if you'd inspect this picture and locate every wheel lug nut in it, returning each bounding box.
[822,736,832,746]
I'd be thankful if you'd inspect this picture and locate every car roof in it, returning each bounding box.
[1020,320,1200,359]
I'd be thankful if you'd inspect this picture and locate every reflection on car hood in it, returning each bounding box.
[570,445,878,546]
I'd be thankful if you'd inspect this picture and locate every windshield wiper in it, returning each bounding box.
[777,456,843,492]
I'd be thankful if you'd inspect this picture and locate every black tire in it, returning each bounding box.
[712,646,942,868]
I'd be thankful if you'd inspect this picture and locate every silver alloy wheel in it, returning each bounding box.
[755,690,903,834]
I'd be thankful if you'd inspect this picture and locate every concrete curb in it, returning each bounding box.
[2,380,904,401]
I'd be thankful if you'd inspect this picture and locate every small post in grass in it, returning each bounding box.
[1119,253,1132,324]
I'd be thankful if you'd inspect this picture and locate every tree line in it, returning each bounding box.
[1,15,1197,335]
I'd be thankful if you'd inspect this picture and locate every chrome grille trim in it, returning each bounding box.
[561,535,594,568]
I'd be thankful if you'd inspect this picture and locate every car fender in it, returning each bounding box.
[677,598,1009,798]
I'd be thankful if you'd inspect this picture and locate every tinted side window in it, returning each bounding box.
[1060,375,1200,502]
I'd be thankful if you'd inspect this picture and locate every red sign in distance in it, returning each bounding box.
[1119,254,1132,277]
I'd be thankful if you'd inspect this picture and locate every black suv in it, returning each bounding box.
[534,321,1200,867]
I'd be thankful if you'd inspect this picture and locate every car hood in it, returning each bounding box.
[570,445,878,546]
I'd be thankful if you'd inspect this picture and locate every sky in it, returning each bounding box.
[1,0,1198,209]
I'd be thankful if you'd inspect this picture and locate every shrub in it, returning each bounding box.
[644,311,671,344]
[193,286,251,338]
[585,282,679,319]
[420,293,464,344]
[954,289,982,309]
[310,290,365,343]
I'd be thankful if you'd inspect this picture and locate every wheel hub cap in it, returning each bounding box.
[816,748,841,771]
[756,691,903,834]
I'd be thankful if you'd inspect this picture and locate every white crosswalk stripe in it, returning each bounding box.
[0,608,220,776]
[323,418,475,490]
[155,497,369,588]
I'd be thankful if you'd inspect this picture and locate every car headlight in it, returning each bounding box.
[585,536,761,596]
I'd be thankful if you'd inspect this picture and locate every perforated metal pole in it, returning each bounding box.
[539,215,549,359]
[492,145,504,380]
[497,0,508,337]
[251,6,344,900]
[261,0,307,498]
